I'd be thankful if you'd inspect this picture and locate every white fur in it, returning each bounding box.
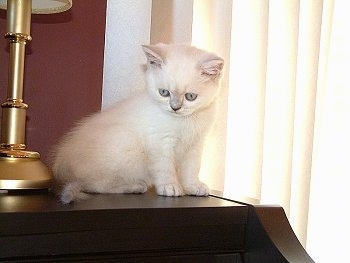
[51,44,224,203]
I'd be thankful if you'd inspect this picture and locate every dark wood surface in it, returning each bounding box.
[0,190,315,262]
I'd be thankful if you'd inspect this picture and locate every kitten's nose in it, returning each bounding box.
[171,105,181,111]
[170,96,183,112]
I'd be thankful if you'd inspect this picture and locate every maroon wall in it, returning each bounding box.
[0,0,107,164]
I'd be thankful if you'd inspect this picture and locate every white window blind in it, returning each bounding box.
[103,1,350,262]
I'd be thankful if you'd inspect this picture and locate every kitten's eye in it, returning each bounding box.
[159,89,170,97]
[185,93,198,101]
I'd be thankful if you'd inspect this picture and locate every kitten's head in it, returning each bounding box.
[142,43,224,116]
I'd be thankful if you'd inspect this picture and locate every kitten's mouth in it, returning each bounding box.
[169,109,192,117]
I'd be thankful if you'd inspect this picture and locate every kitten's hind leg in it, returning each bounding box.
[99,180,148,194]
[89,178,149,195]
[60,182,89,204]
[113,182,148,194]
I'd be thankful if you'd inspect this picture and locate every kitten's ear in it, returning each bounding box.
[200,54,224,79]
[142,45,165,69]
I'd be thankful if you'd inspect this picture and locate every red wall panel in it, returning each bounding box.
[0,0,107,164]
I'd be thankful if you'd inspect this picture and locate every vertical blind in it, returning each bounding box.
[103,1,349,262]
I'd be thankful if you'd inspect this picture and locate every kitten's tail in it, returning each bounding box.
[60,182,89,204]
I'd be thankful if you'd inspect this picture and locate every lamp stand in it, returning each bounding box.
[0,0,52,190]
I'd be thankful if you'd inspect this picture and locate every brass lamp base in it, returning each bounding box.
[0,149,52,189]
[0,0,71,192]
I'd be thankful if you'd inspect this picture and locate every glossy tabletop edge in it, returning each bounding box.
[0,188,245,213]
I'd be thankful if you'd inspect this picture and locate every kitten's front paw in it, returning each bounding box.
[183,182,210,196]
[156,183,184,197]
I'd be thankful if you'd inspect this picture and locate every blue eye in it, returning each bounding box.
[159,89,170,97]
[185,93,197,101]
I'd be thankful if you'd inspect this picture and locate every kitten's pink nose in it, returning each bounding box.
[170,96,183,112]
[171,105,181,111]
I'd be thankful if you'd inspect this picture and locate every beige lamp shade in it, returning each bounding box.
[0,0,72,14]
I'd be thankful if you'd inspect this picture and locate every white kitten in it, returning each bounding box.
[51,43,224,204]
